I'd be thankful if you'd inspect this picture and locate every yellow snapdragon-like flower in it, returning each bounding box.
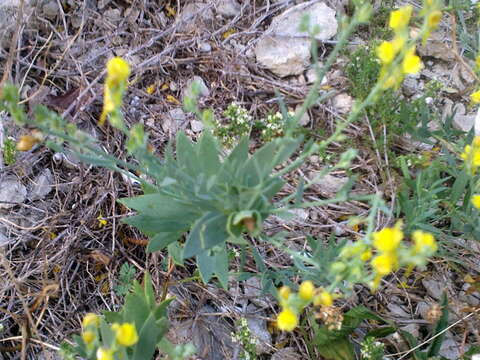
[278,286,291,300]
[402,48,423,74]
[389,5,413,31]
[461,137,480,173]
[82,330,96,345]
[372,223,403,253]
[106,57,131,86]
[412,230,437,254]
[471,90,480,104]
[82,313,100,328]
[360,249,372,262]
[112,322,139,347]
[277,308,298,331]
[376,41,396,64]
[371,253,397,275]
[96,347,114,360]
[427,10,442,29]
[100,57,131,125]
[471,194,480,209]
[298,281,315,301]
[314,290,333,307]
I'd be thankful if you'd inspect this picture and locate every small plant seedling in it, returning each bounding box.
[2,137,16,165]
[114,262,137,297]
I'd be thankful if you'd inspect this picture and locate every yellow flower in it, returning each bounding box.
[472,195,480,209]
[96,347,114,360]
[106,57,130,86]
[277,308,298,331]
[82,313,100,328]
[402,48,423,74]
[427,10,442,29]
[112,322,139,347]
[278,286,291,300]
[475,55,480,69]
[314,290,333,307]
[471,90,480,104]
[298,281,315,301]
[376,41,396,64]
[461,138,480,171]
[82,331,96,345]
[372,223,403,253]
[412,230,437,254]
[371,253,397,275]
[389,5,413,31]
[360,250,372,262]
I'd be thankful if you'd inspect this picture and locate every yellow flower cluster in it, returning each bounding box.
[371,222,403,287]
[79,313,139,359]
[376,2,442,90]
[100,57,131,126]
[276,281,335,332]
[461,136,480,175]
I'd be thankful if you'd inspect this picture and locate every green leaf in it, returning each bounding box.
[147,232,183,253]
[450,170,469,205]
[131,314,159,360]
[183,212,229,259]
[366,326,396,338]
[197,246,229,287]
[316,338,355,360]
[122,215,190,233]
[196,132,221,176]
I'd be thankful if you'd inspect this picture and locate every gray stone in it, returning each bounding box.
[309,172,348,196]
[294,105,310,126]
[459,283,480,307]
[162,108,186,134]
[0,230,10,247]
[305,67,327,84]
[0,178,27,209]
[387,303,410,318]
[403,76,420,97]
[104,8,122,24]
[332,93,353,114]
[190,120,204,133]
[254,2,337,77]
[29,169,53,201]
[244,277,271,308]
[42,0,58,19]
[177,2,213,33]
[401,323,419,339]
[288,208,309,223]
[451,103,475,133]
[185,76,210,98]
[439,336,461,360]
[245,304,272,354]
[215,0,240,18]
[198,42,212,53]
[422,278,443,300]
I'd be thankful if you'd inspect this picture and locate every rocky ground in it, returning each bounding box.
[0,0,479,359]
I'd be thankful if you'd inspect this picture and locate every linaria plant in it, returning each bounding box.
[59,274,195,360]
[0,0,442,343]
